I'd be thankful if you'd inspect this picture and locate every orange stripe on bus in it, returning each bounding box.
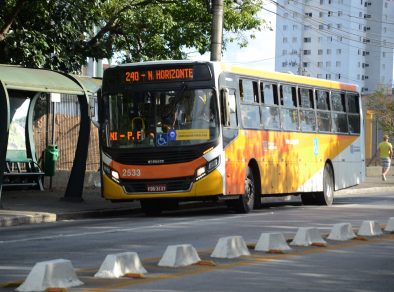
[110,157,207,179]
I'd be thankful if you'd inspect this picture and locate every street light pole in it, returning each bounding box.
[210,0,224,61]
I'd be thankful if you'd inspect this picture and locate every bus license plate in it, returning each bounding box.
[147,184,167,192]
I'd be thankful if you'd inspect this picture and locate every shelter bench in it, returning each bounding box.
[2,150,44,190]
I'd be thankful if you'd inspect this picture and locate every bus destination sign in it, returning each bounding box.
[125,67,194,83]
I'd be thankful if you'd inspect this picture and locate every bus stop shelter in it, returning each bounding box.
[0,65,101,206]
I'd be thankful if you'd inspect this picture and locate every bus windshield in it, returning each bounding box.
[104,88,219,148]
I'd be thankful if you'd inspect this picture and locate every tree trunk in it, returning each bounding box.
[0,0,28,42]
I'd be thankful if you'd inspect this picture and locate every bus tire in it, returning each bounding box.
[236,167,255,213]
[318,163,334,206]
[140,199,162,216]
[301,164,334,206]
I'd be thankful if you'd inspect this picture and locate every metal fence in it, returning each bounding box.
[33,94,100,171]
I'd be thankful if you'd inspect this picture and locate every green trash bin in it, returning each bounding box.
[44,144,59,176]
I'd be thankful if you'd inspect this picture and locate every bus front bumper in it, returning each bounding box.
[102,169,224,201]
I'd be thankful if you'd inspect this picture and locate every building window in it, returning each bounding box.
[317,74,323,78]
[283,37,288,43]
[293,25,298,30]
[337,24,342,29]
[326,61,331,67]
[305,12,312,17]
[303,50,311,55]
[319,24,324,29]
[338,11,342,16]
[327,49,331,55]
[283,25,287,31]
[336,61,341,67]
[336,49,342,54]
[317,61,323,67]
[326,74,331,79]
[319,12,324,17]
[282,49,287,55]
[304,37,311,43]
[318,49,323,55]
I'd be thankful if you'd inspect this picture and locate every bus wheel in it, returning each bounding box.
[301,164,334,206]
[140,200,163,216]
[318,163,334,206]
[236,167,255,213]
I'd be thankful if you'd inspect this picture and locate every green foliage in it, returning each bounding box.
[365,90,394,136]
[0,0,264,73]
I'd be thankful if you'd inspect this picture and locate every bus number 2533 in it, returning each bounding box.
[122,168,141,177]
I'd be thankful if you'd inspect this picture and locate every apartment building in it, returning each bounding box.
[275,0,394,94]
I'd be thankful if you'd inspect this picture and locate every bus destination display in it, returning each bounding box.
[125,67,194,83]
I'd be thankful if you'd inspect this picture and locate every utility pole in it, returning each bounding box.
[210,0,224,61]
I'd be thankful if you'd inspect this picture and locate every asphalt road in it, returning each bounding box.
[0,191,393,291]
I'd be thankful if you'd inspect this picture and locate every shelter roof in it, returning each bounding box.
[0,64,101,95]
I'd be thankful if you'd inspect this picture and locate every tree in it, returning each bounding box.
[364,89,394,136]
[0,0,264,73]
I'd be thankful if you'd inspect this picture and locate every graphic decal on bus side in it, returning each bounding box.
[224,130,358,195]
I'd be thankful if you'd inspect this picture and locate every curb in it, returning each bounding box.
[0,211,56,227]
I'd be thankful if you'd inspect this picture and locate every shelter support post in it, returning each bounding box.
[0,81,10,207]
[63,91,90,201]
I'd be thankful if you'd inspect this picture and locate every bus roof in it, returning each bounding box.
[219,63,358,92]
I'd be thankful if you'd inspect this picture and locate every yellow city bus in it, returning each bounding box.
[98,60,364,215]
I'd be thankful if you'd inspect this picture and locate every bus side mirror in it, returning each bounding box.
[221,88,230,127]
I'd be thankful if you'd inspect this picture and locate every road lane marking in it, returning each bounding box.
[0,212,275,244]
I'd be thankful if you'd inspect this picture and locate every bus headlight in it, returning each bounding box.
[103,164,119,183]
[195,157,220,181]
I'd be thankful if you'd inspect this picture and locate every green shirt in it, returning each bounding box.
[378,141,392,158]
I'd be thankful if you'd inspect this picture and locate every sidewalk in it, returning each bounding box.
[1,175,394,227]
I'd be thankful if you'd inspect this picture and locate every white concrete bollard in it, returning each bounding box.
[255,232,291,252]
[210,236,250,259]
[16,259,83,292]
[94,252,147,278]
[158,244,201,267]
[327,223,356,241]
[384,217,394,232]
[290,227,327,246]
[358,220,383,236]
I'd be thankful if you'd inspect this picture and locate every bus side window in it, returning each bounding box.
[316,90,331,132]
[280,84,298,131]
[240,80,260,129]
[260,82,280,130]
[228,89,238,127]
[331,91,348,133]
[239,79,258,103]
[298,87,316,132]
[347,92,360,134]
